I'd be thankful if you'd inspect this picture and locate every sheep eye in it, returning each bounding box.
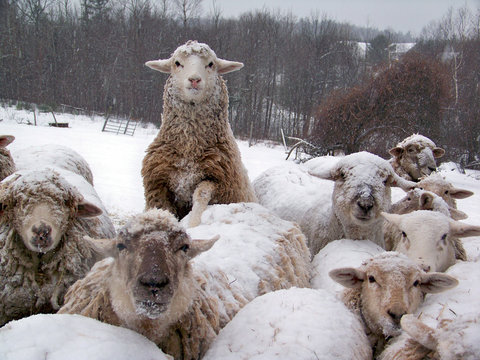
[207,62,214,68]
[445,190,449,195]
[413,280,420,287]
[117,243,127,251]
[407,197,411,201]
[402,231,407,238]
[179,244,189,253]
[175,60,181,67]
[368,275,376,283]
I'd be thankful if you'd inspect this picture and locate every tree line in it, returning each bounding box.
[0,1,479,166]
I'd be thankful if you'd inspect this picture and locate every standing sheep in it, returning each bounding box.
[381,210,480,272]
[254,152,415,254]
[388,134,445,181]
[0,168,114,326]
[59,205,311,359]
[142,40,256,227]
[0,135,15,181]
[329,252,458,356]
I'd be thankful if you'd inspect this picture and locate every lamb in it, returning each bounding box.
[203,288,373,360]
[0,135,15,181]
[415,172,473,211]
[381,210,480,272]
[388,134,445,181]
[59,204,311,359]
[142,40,256,227]
[0,168,115,326]
[254,152,415,255]
[379,260,480,360]
[329,252,458,356]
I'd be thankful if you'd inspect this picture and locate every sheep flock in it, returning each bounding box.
[1,40,480,360]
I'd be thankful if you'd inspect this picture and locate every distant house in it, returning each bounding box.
[387,42,416,61]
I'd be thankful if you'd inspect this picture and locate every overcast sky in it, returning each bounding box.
[208,0,479,35]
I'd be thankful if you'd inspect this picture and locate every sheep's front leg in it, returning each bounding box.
[188,181,215,228]
[144,184,177,215]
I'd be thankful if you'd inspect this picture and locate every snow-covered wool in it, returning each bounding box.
[13,144,95,185]
[384,189,468,254]
[203,288,372,360]
[381,210,480,272]
[0,169,115,326]
[0,314,173,360]
[329,252,458,356]
[379,261,480,360]
[142,40,256,227]
[59,204,311,359]
[254,152,415,255]
[0,135,15,181]
[389,134,445,182]
[415,172,474,211]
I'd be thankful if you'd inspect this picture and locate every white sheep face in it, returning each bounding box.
[389,135,445,181]
[110,209,218,320]
[0,170,102,253]
[330,253,458,338]
[382,211,480,272]
[146,41,243,104]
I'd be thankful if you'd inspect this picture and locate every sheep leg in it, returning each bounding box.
[188,181,215,228]
[144,184,177,215]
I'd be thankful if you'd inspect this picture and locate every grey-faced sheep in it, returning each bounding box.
[254,152,415,255]
[415,173,474,210]
[142,40,256,227]
[329,252,458,356]
[379,260,480,360]
[0,168,115,326]
[0,135,15,181]
[381,210,480,272]
[59,205,311,360]
[388,134,445,181]
[203,288,372,360]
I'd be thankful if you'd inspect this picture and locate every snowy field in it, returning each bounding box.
[1,105,480,359]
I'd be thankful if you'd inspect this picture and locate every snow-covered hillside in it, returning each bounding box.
[1,105,479,359]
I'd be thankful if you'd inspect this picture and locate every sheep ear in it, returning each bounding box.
[0,135,15,148]
[216,58,244,74]
[77,200,103,218]
[380,212,402,226]
[449,220,480,238]
[389,147,403,158]
[449,208,468,221]
[188,235,220,259]
[449,188,474,200]
[329,267,365,289]
[420,192,434,210]
[420,272,458,293]
[145,59,172,73]
[388,172,416,191]
[432,147,445,158]
[400,315,438,350]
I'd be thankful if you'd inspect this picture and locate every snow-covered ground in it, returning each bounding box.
[1,105,479,358]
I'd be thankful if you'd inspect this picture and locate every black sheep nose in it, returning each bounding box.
[357,198,374,213]
[31,222,52,247]
[140,278,170,295]
[387,310,406,325]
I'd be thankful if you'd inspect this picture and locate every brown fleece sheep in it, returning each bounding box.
[0,135,15,181]
[142,41,256,227]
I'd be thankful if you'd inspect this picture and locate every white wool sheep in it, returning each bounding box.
[379,261,480,360]
[59,205,311,360]
[0,168,115,326]
[254,152,415,255]
[0,135,15,181]
[203,288,372,360]
[142,40,256,227]
[13,144,95,185]
[382,210,480,272]
[415,172,474,211]
[329,252,458,356]
[0,314,172,360]
[389,134,445,181]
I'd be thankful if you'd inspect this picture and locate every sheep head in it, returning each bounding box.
[416,173,474,209]
[329,252,458,339]
[311,152,415,230]
[110,209,218,320]
[382,211,480,272]
[146,40,243,104]
[0,170,102,253]
[0,135,16,180]
[389,134,445,181]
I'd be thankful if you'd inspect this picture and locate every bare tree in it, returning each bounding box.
[172,0,202,28]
